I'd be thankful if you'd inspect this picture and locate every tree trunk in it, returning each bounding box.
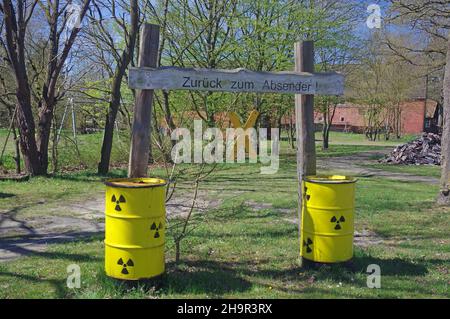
[97,0,139,174]
[36,100,55,174]
[161,91,176,161]
[322,128,328,150]
[322,102,337,150]
[322,125,329,149]
[395,103,401,139]
[13,124,21,174]
[3,1,42,175]
[437,36,450,205]
[15,100,42,175]
[51,113,58,173]
[322,108,329,150]
[6,105,22,174]
[277,113,282,138]
[98,92,122,175]
[162,91,175,130]
[289,111,295,149]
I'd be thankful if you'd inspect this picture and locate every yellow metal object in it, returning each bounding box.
[104,177,167,280]
[229,110,259,158]
[300,175,356,263]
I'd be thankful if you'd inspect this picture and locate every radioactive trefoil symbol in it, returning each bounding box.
[150,222,163,238]
[331,215,345,230]
[117,258,134,275]
[111,194,126,211]
[303,238,313,253]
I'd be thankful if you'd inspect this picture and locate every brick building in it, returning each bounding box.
[312,98,439,135]
[161,99,440,137]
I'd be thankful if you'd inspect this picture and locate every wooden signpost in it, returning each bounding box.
[129,66,343,96]
[128,24,160,178]
[294,41,316,266]
[128,23,344,265]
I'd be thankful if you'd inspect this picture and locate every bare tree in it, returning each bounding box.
[316,96,341,149]
[0,0,91,175]
[385,1,450,203]
[162,0,237,125]
[386,0,449,67]
[83,0,140,175]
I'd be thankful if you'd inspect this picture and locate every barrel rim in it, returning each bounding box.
[304,175,357,184]
[105,271,166,281]
[104,177,167,188]
[104,240,165,249]
[105,212,165,218]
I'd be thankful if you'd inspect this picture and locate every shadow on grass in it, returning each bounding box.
[99,250,440,297]
[169,254,439,296]
[161,253,440,296]
[98,259,253,297]
[0,269,68,298]
[1,243,444,298]
[0,235,103,298]
[300,254,431,281]
[162,260,252,295]
[0,205,41,236]
[0,232,104,262]
[0,192,15,199]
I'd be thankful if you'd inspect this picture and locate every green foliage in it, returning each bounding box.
[149,0,363,125]
[0,135,448,298]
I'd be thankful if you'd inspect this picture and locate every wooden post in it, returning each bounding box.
[294,41,317,265]
[128,24,160,178]
[437,36,450,205]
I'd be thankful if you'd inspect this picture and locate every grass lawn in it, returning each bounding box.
[0,129,130,172]
[314,131,416,146]
[0,130,448,298]
[362,163,441,178]
[1,129,413,173]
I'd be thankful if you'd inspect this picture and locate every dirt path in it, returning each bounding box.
[318,149,439,184]
[0,149,438,261]
[0,190,221,261]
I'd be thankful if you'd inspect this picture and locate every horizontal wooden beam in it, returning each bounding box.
[128,67,344,95]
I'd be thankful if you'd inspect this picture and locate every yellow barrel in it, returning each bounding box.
[104,177,167,280]
[300,175,356,263]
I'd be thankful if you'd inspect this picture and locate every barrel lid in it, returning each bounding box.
[104,177,167,188]
[304,175,357,184]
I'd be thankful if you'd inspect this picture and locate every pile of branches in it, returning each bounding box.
[381,133,441,165]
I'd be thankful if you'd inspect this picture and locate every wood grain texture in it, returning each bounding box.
[128,24,160,178]
[129,66,344,95]
[295,41,317,266]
